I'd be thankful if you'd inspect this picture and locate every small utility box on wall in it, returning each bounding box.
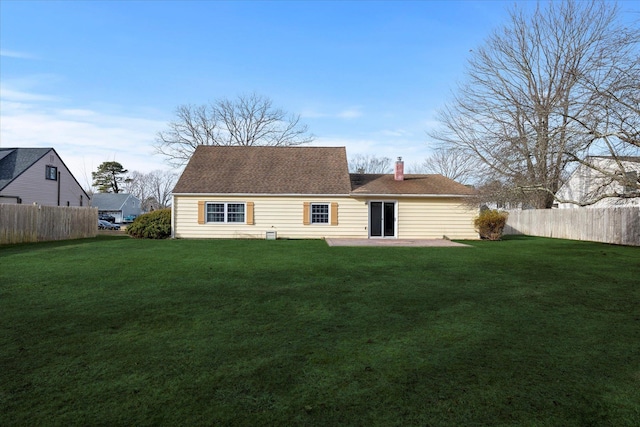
[266,231,277,240]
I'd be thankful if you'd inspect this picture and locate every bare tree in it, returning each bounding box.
[431,0,639,208]
[418,147,477,184]
[125,171,150,207]
[125,170,178,210]
[146,170,177,209]
[155,93,315,167]
[561,38,640,200]
[348,154,392,173]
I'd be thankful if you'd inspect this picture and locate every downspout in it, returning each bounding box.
[57,170,61,206]
[171,194,175,238]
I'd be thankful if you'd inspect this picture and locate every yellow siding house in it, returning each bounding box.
[171,146,478,240]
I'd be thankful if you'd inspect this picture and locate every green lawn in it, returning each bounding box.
[1,236,639,426]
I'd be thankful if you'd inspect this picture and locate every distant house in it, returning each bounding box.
[91,193,142,223]
[555,156,640,208]
[0,147,89,206]
[171,146,479,240]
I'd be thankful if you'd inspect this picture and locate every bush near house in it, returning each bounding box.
[126,209,171,239]
[474,209,508,240]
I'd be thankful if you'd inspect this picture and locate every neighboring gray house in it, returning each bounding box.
[91,193,142,223]
[555,156,640,208]
[0,147,90,206]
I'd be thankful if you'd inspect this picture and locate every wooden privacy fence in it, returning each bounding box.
[504,207,640,246]
[0,204,98,245]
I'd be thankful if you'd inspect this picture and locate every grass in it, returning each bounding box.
[1,235,639,426]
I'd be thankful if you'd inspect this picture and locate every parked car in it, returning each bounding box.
[98,220,120,230]
[122,214,138,223]
[99,214,116,223]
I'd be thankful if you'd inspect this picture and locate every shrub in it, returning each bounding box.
[126,209,171,239]
[474,209,509,240]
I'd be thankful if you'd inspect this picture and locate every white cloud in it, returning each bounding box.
[59,109,98,117]
[301,105,364,120]
[0,91,171,189]
[377,128,412,138]
[0,85,58,102]
[312,136,379,153]
[0,49,36,59]
[337,107,363,119]
[312,136,431,167]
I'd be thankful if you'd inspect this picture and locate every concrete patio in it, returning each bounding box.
[324,238,471,247]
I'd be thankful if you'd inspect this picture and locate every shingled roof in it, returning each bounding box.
[350,174,474,196]
[0,148,52,191]
[172,146,353,195]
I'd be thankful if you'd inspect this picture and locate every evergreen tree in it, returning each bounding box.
[92,161,131,193]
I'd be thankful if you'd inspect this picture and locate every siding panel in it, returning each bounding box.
[174,196,478,240]
[1,151,87,207]
[397,198,478,239]
[175,196,367,239]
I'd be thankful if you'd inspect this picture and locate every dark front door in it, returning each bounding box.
[369,202,395,238]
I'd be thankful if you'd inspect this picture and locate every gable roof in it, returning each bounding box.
[0,147,91,200]
[0,148,52,191]
[91,193,139,210]
[350,174,475,196]
[173,146,353,195]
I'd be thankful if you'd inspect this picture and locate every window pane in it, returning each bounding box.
[227,203,245,223]
[206,203,225,222]
[46,166,57,181]
[624,171,638,193]
[370,202,382,237]
[311,204,329,223]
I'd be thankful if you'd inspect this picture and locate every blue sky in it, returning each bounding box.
[3,1,636,187]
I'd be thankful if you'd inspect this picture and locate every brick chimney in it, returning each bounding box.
[394,157,404,181]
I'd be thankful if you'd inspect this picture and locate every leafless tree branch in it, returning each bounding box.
[430,0,639,208]
[416,147,478,184]
[155,93,315,167]
[348,155,393,173]
[124,170,178,210]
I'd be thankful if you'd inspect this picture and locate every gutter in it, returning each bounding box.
[171,192,473,198]
[171,193,353,197]
[349,193,475,198]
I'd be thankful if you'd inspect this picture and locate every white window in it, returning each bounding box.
[310,203,329,224]
[206,202,245,223]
